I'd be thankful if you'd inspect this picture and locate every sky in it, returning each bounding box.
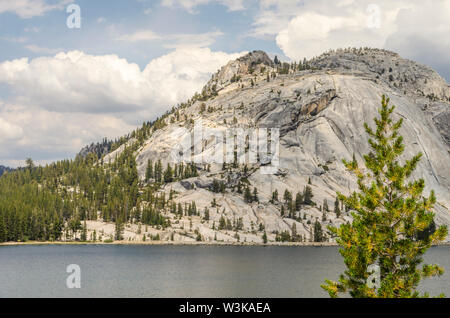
[0,0,449,167]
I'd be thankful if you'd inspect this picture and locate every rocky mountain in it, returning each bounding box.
[99,48,450,243]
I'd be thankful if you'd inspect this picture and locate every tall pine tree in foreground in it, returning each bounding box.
[322,95,448,298]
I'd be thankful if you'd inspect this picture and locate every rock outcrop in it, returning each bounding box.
[105,48,450,243]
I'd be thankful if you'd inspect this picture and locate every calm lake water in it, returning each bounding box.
[0,245,449,298]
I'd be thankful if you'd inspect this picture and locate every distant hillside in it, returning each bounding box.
[0,165,13,176]
[1,47,449,244]
[78,138,115,159]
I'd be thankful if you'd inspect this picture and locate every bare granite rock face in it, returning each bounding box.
[204,50,275,93]
[105,48,450,243]
[425,102,450,149]
[309,48,450,101]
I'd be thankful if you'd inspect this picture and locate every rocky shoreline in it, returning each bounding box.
[1,241,450,247]
[0,240,338,247]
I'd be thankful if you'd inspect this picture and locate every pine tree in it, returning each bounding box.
[313,220,324,242]
[291,223,297,241]
[164,163,173,183]
[283,189,292,205]
[204,207,210,221]
[322,95,448,298]
[262,231,268,244]
[0,216,6,242]
[219,216,226,230]
[244,186,252,203]
[115,217,124,241]
[303,186,314,205]
[271,189,278,203]
[145,159,153,181]
[25,158,34,171]
[334,197,341,218]
[289,201,295,218]
[295,192,303,211]
[154,159,163,183]
[81,220,87,242]
[323,199,329,212]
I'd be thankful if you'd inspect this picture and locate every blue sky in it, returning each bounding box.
[0,0,284,68]
[0,0,449,167]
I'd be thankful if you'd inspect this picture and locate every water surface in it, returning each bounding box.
[0,245,448,297]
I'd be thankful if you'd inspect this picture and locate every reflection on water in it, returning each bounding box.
[0,245,448,297]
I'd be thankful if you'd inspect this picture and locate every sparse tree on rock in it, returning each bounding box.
[145,159,153,181]
[334,198,341,218]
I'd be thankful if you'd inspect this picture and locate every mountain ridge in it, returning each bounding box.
[2,47,449,244]
[98,47,450,243]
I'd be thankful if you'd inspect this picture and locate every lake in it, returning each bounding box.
[0,245,449,297]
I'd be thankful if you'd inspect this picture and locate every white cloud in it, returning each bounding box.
[0,116,23,140]
[1,36,28,43]
[24,26,40,32]
[273,0,409,60]
[250,0,307,39]
[0,52,148,113]
[161,0,210,13]
[252,0,450,81]
[220,0,245,11]
[141,47,246,105]
[276,12,384,60]
[161,0,245,13]
[0,48,245,165]
[0,48,244,114]
[116,30,162,42]
[115,29,224,48]
[0,102,134,166]
[24,44,62,54]
[383,0,450,81]
[163,31,224,48]
[0,0,73,18]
